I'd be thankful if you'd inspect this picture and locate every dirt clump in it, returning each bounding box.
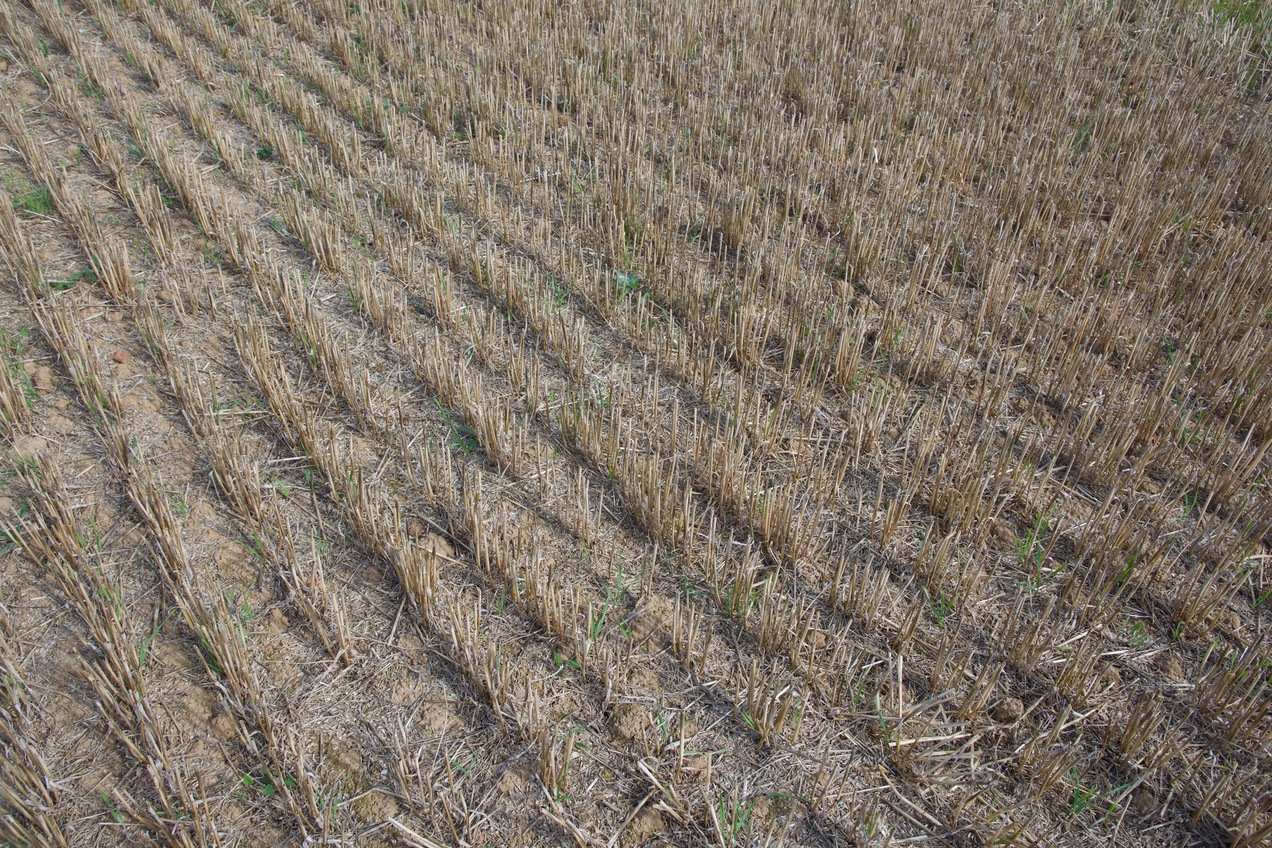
[1156,652,1186,680]
[351,789,400,823]
[992,697,1025,723]
[609,702,648,741]
[623,806,667,846]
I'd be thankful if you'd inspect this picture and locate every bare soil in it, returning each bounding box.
[0,0,1268,846]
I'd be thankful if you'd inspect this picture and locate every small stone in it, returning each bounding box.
[1156,653,1185,680]
[992,697,1024,723]
[112,349,131,364]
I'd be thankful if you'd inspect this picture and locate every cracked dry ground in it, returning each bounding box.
[0,0,1269,846]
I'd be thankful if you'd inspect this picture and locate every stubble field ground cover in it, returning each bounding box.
[0,0,1268,845]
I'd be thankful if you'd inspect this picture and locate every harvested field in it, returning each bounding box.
[0,0,1268,845]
